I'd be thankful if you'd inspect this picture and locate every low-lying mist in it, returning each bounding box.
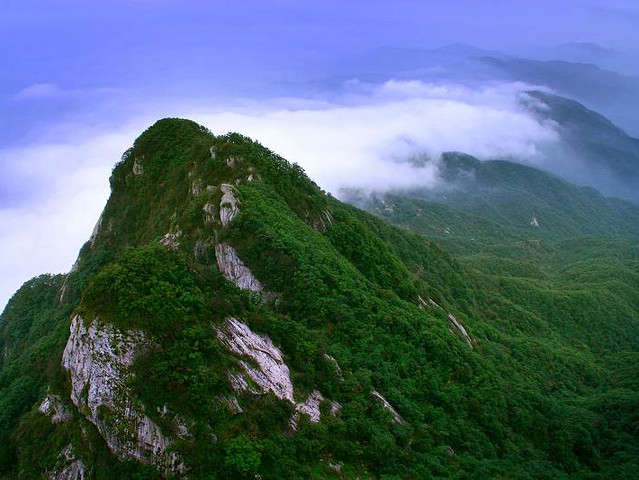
[191,80,561,194]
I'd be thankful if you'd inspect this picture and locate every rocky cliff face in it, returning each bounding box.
[217,317,338,427]
[215,243,264,292]
[62,316,185,475]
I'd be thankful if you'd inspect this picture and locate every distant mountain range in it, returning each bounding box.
[522,91,639,202]
[325,43,639,137]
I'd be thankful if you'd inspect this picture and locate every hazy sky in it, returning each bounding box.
[1,0,638,311]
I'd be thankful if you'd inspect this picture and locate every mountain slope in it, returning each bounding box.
[522,90,639,201]
[1,119,638,479]
[346,151,639,248]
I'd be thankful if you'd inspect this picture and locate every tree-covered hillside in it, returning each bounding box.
[1,119,638,479]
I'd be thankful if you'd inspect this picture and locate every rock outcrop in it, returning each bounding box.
[203,203,217,224]
[133,158,144,175]
[295,390,324,423]
[217,317,295,402]
[48,444,86,480]
[324,354,344,382]
[89,213,103,248]
[371,390,403,424]
[39,393,72,423]
[418,296,474,348]
[312,209,334,232]
[159,230,182,250]
[217,317,335,426]
[215,243,264,292]
[447,313,474,348]
[62,316,185,475]
[219,183,239,228]
[191,178,204,196]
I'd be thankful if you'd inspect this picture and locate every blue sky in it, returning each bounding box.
[1,0,638,310]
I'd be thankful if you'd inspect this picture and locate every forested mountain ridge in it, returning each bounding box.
[1,119,638,479]
[522,90,639,202]
[345,150,639,250]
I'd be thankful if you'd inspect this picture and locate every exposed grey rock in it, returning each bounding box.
[379,197,394,213]
[215,243,264,292]
[191,178,204,196]
[226,156,241,168]
[324,354,344,381]
[218,317,295,402]
[62,316,185,475]
[133,158,144,175]
[418,295,445,311]
[447,313,474,348]
[175,416,191,439]
[58,259,80,303]
[48,444,86,480]
[312,209,335,232]
[218,395,244,414]
[194,237,213,260]
[39,393,72,423]
[417,295,429,310]
[209,146,217,159]
[371,390,403,423]
[330,400,342,416]
[89,212,103,247]
[295,390,324,423]
[218,318,336,428]
[203,203,217,224]
[228,372,260,395]
[159,230,182,250]
[418,296,474,348]
[219,183,239,228]
[155,406,191,439]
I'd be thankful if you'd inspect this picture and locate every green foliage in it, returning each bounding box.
[224,435,262,477]
[0,274,72,477]
[80,244,204,334]
[133,324,232,416]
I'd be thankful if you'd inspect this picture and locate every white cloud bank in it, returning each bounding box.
[190,81,559,193]
[0,80,559,311]
[0,127,137,312]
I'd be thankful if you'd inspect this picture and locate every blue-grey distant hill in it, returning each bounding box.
[327,44,639,136]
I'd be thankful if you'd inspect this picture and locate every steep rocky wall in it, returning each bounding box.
[62,315,185,475]
[215,243,264,292]
[217,317,337,426]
